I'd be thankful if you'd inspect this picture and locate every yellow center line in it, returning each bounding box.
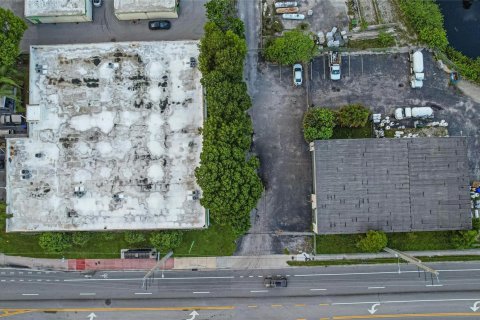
[295,304,306,307]
[333,312,480,319]
[0,309,34,319]
[319,303,330,306]
[0,306,235,314]
[296,318,307,320]
[320,318,331,320]
[271,304,283,307]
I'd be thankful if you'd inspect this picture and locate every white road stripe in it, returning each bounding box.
[248,276,254,278]
[65,276,234,282]
[294,268,480,277]
[1,280,5,282]
[332,298,480,306]
[368,286,385,289]
[80,293,96,296]
[426,284,443,287]
[193,291,210,294]
[257,276,262,278]
[134,292,152,295]
[250,290,268,293]
[310,288,327,291]
[22,293,39,296]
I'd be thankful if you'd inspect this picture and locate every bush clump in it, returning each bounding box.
[451,230,479,249]
[72,232,92,247]
[124,231,147,244]
[303,107,336,142]
[150,231,184,252]
[356,230,387,253]
[264,30,317,65]
[337,104,371,128]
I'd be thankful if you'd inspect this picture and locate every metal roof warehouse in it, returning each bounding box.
[311,137,472,234]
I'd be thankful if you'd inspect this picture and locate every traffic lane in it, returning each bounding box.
[2,292,480,320]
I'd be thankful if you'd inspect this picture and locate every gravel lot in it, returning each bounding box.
[310,50,480,179]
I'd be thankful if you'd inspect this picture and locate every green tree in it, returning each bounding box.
[205,0,245,36]
[303,107,336,142]
[356,230,387,253]
[124,231,147,244]
[149,231,184,252]
[337,104,371,128]
[38,232,71,253]
[0,62,23,102]
[451,230,479,249]
[472,218,480,231]
[199,22,247,81]
[0,8,28,67]
[72,232,92,247]
[264,30,316,65]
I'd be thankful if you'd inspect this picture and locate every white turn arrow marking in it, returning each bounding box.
[186,310,199,320]
[368,303,380,315]
[87,312,97,320]
[471,301,480,312]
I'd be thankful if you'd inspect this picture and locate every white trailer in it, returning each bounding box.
[410,50,425,88]
[114,0,179,20]
[282,13,305,20]
[275,1,298,8]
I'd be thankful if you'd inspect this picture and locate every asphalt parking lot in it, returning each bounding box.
[310,50,480,179]
[1,0,206,51]
[236,62,313,255]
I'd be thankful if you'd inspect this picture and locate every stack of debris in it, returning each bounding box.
[316,26,348,48]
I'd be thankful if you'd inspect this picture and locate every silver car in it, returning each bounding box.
[293,63,303,86]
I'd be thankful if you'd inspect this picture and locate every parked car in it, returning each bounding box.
[293,63,303,86]
[148,20,171,30]
[264,276,288,288]
[93,0,102,8]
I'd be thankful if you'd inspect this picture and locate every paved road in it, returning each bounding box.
[2,262,480,319]
[1,0,206,51]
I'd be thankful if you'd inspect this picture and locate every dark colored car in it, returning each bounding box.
[264,276,288,288]
[148,20,171,30]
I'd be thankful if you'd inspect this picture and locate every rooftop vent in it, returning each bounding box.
[74,186,85,198]
[67,209,78,218]
[187,190,199,201]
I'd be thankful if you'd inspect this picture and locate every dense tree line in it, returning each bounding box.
[196,0,263,236]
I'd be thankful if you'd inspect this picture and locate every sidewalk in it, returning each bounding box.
[1,249,480,271]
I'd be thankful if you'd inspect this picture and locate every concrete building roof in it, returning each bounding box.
[313,137,471,234]
[6,41,205,232]
[114,0,177,13]
[25,0,87,17]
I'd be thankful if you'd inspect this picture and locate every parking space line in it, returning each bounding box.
[361,55,364,75]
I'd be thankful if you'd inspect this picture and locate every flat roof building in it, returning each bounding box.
[114,0,179,20]
[311,137,471,234]
[25,0,93,24]
[5,41,206,232]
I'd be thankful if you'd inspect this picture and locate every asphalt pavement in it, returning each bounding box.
[1,0,207,51]
[1,262,480,319]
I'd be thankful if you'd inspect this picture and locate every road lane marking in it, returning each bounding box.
[294,268,480,278]
[426,284,443,287]
[257,276,262,278]
[240,276,244,278]
[247,305,257,308]
[296,318,307,320]
[21,294,39,296]
[368,287,385,289]
[332,298,480,306]
[271,304,282,307]
[65,276,234,282]
[0,280,5,282]
[250,290,268,293]
[193,292,210,294]
[295,304,306,307]
[310,288,327,291]
[248,276,254,278]
[333,312,480,319]
[134,292,152,295]
[319,304,329,306]
[79,293,96,296]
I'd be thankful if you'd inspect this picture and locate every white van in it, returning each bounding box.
[395,107,433,120]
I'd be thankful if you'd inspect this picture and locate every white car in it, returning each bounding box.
[293,64,303,86]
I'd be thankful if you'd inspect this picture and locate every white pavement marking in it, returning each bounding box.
[426,284,443,287]
[19,279,24,282]
[80,293,97,296]
[36,279,42,282]
[294,268,480,277]
[22,293,39,296]
[310,288,327,291]
[257,276,262,278]
[249,276,254,278]
[10,280,15,282]
[368,287,386,289]
[332,298,480,306]
[64,276,234,282]
[240,276,244,278]
[1,280,5,282]
[193,292,210,294]
[55,279,60,282]
[250,290,268,293]
[134,292,152,295]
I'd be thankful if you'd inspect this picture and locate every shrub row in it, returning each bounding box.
[195,0,263,236]
[303,104,370,142]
